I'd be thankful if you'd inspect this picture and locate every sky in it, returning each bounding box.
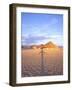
[21,12,63,46]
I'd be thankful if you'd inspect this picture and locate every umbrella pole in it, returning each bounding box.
[40,48,44,75]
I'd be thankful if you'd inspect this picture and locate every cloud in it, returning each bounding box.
[22,35,47,45]
[22,34,63,45]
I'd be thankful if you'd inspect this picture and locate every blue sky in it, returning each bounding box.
[21,12,63,46]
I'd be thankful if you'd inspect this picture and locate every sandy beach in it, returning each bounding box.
[21,47,63,77]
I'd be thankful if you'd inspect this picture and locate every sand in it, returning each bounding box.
[21,48,63,77]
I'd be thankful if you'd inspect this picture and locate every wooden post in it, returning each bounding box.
[40,47,44,75]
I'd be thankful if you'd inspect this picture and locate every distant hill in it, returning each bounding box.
[45,41,58,48]
[22,41,59,49]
